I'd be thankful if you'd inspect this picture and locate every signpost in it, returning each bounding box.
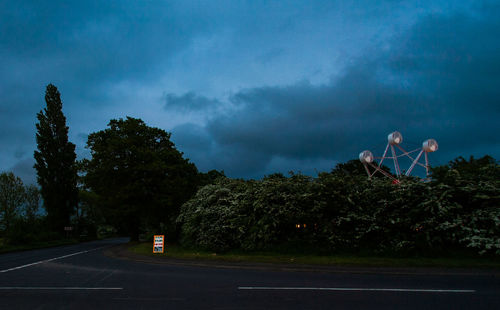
[153,235,165,253]
[64,226,73,238]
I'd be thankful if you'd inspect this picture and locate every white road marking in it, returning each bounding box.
[238,287,476,293]
[0,245,109,273]
[0,287,122,290]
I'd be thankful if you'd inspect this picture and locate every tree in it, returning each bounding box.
[332,159,393,177]
[34,84,78,234]
[198,169,226,187]
[431,155,499,183]
[0,172,25,232]
[82,117,199,240]
[24,185,40,223]
[76,189,104,240]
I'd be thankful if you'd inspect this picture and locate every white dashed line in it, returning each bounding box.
[238,287,476,293]
[0,287,122,290]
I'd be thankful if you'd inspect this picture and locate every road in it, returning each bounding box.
[0,238,498,309]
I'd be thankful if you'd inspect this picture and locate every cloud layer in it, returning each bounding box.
[172,4,500,177]
[0,1,498,182]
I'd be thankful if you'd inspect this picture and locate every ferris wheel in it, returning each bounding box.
[359,131,438,183]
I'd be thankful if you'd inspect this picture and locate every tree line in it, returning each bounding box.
[0,84,498,258]
[1,84,222,246]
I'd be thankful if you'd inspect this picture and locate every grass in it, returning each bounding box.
[130,242,500,269]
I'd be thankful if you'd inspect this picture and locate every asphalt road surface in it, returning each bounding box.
[0,238,498,309]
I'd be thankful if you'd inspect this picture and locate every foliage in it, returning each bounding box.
[431,155,499,183]
[177,155,500,256]
[34,84,78,234]
[198,170,226,187]
[242,173,318,251]
[81,117,199,240]
[177,178,249,252]
[331,159,392,178]
[76,189,104,239]
[0,172,55,245]
[0,172,25,232]
[24,185,40,223]
[429,157,500,255]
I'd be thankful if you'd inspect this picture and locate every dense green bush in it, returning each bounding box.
[429,157,500,255]
[177,156,499,256]
[177,178,250,252]
[241,173,318,250]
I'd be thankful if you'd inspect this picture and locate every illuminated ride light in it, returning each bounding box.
[359,131,438,183]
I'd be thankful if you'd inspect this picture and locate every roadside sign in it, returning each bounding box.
[153,235,165,253]
[64,226,73,231]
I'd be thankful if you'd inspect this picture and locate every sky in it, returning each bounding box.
[1,0,499,184]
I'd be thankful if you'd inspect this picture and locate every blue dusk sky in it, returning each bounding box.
[1,0,499,183]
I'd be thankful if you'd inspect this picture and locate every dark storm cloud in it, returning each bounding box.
[171,122,276,179]
[0,0,216,119]
[384,10,500,157]
[172,6,500,177]
[1,1,498,181]
[10,158,36,185]
[0,1,220,182]
[0,1,207,83]
[164,92,221,112]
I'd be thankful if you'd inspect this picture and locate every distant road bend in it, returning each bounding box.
[0,238,498,309]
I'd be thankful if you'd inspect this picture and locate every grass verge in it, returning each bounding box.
[130,242,500,269]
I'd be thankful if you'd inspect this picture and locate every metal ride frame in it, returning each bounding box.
[359,131,438,183]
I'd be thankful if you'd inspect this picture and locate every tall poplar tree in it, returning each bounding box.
[34,84,78,233]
